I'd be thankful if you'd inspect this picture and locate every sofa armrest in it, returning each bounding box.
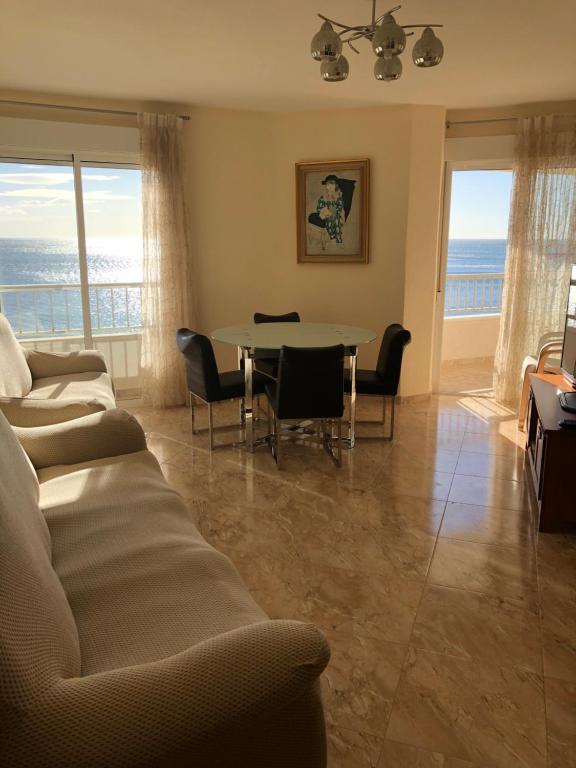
[7,620,329,768]
[0,396,107,427]
[14,408,147,469]
[25,348,108,379]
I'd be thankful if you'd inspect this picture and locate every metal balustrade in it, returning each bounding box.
[0,282,142,338]
[444,273,504,316]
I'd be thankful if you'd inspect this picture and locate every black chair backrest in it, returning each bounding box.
[274,345,344,420]
[254,312,301,324]
[176,328,221,403]
[376,324,412,395]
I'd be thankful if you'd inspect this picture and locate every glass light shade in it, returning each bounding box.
[412,27,444,67]
[372,13,406,57]
[320,55,349,81]
[311,21,343,61]
[374,55,402,81]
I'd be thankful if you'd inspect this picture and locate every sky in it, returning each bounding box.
[0,163,512,242]
[0,162,142,240]
[448,170,513,240]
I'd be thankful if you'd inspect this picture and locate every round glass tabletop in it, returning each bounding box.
[211,322,376,349]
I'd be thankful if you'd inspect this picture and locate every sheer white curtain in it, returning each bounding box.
[138,112,195,407]
[494,115,576,406]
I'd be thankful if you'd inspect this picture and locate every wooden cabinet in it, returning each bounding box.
[526,373,576,532]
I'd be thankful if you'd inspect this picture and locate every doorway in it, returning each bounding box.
[434,165,513,396]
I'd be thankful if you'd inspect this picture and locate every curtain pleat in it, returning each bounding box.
[138,113,195,408]
[493,115,576,406]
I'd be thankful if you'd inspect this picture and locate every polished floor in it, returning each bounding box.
[438,358,495,397]
[126,393,576,768]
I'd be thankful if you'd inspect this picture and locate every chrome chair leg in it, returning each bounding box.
[208,403,214,451]
[389,396,396,441]
[190,396,197,434]
[271,415,282,468]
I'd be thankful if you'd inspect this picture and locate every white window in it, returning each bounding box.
[0,157,143,345]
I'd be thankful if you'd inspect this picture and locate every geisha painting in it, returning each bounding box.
[296,159,369,263]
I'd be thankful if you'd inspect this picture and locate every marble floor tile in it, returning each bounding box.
[394,423,466,453]
[537,535,576,682]
[326,725,383,768]
[382,444,460,475]
[428,539,538,608]
[439,501,533,549]
[454,450,525,483]
[322,630,406,736]
[377,740,486,767]
[372,464,454,503]
[271,499,438,580]
[377,740,445,766]
[545,677,576,768]
[386,648,546,768]
[233,554,424,645]
[273,484,446,537]
[412,585,542,673]
[448,474,530,512]
[459,432,525,459]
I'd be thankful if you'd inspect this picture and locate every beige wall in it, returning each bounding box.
[0,96,447,397]
[442,315,500,362]
[183,105,445,395]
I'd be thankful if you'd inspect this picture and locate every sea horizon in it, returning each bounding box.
[0,236,508,286]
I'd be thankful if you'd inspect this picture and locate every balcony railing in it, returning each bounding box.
[444,273,504,316]
[0,282,142,338]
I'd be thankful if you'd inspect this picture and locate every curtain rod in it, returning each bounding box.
[0,98,191,121]
[446,117,517,128]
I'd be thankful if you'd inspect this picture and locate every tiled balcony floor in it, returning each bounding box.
[438,358,495,397]
[126,394,576,768]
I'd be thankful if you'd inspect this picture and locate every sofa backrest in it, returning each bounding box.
[0,313,33,397]
[0,411,80,710]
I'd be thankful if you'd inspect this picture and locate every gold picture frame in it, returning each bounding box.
[296,158,370,264]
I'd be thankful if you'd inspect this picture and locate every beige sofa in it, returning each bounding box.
[0,313,115,426]
[0,408,329,767]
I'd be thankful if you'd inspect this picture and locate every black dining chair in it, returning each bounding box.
[266,344,345,468]
[344,323,411,440]
[176,328,266,450]
[253,311,301,379]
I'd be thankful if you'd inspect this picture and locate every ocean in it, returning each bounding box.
[0,238,507,335]
[446,239,506,274]
[0,238,143,337]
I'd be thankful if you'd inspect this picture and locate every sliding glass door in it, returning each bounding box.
[0,156,143,350]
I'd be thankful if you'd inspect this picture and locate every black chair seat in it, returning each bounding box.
[344,368,389,396]
[218,369,267,401]
[254,355,279,379]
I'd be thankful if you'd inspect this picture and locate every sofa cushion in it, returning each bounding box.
[28,371,116,410]
[0,411,80,709]
[0,313,33,397]
[38,450,267,675]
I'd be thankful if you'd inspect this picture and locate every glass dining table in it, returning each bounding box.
[211,322,377,452]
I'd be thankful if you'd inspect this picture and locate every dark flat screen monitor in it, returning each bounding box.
[561,264,576,387]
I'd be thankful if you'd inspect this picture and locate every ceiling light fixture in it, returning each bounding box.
[310,1,444,82]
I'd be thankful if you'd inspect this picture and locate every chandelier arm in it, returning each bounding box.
[347,39,362,54]
[317,13,367,33]
[342,30,372,44]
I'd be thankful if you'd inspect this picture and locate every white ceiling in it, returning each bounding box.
[1,0,576,112]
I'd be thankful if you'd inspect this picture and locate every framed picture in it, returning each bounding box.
[296,158,370,264]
